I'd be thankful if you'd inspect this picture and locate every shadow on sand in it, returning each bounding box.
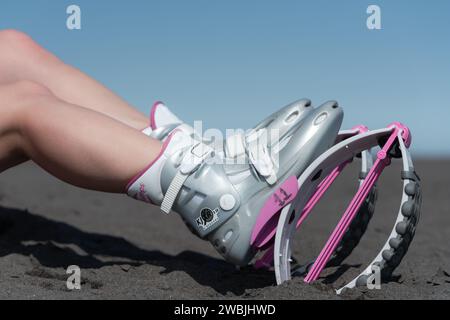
[0,205,277,295]
[1,205,399,294]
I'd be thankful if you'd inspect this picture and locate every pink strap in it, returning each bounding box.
[304,128,399,283]
[254,161,351,269]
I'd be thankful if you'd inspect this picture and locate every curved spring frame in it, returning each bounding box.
[273,123,421,293]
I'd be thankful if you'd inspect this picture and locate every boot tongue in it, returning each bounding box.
[147,102,197,140]
[150,101,182,130]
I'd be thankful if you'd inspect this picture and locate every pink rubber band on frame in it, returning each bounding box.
[304,125,403,283]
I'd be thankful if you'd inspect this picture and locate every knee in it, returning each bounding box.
[0,29,33,45]
[0,30,36,51]
[0,80,53,134]
[12,80,52,97]
[9,81,54,129]
[2,81,53,111]
[0,30,48,64]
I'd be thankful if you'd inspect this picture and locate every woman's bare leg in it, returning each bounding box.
[0,81,161,193]
[0,29,149,130]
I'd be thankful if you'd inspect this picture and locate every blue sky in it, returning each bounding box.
[1,0,449,156]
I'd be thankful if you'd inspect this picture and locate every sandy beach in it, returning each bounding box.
[0,159,448,299]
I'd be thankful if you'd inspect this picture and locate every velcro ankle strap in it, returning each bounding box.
[161,142,214,214]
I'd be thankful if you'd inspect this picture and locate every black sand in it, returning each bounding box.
[0,159,449,299]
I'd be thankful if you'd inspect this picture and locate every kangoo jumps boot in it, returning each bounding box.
[127,101,343,266]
